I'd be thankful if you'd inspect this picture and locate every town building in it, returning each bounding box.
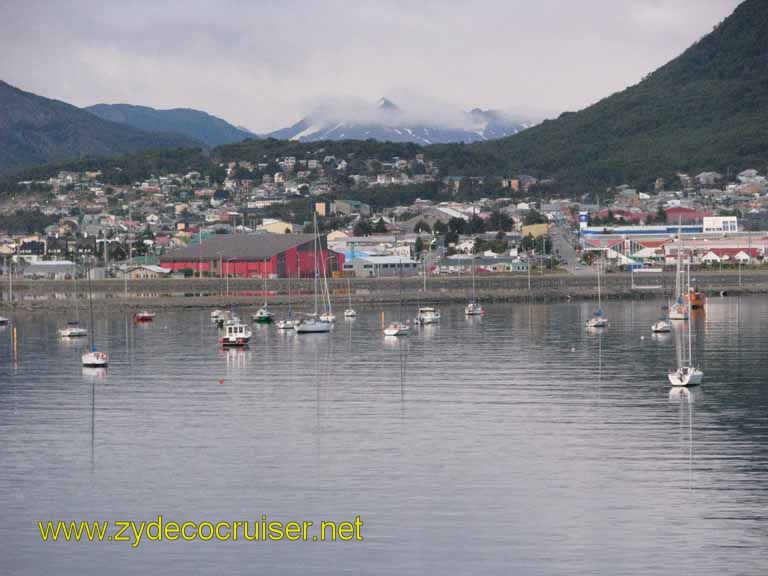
[159,233,343,278]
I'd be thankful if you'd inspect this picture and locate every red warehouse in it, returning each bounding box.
[159,232,344,278]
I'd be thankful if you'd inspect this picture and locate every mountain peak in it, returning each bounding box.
[377,97,399,111]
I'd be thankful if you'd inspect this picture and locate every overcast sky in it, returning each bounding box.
[0,0,741,133]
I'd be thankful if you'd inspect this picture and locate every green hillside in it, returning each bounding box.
[0,81,200,173]
[438,0,768,191]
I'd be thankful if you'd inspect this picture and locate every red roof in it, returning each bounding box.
[707,248,761,257]
[665,207,713,223]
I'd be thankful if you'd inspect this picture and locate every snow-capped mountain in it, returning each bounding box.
[267,98,533,144]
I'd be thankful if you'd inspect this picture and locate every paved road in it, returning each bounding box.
[550,223,583,274]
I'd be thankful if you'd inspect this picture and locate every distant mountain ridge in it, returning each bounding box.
[85,103,256,147]
[267,98,532,144]
[0,80,198,173]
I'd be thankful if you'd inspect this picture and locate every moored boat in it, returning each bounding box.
[135,311,155,322]
[416,307,441,325]
[219,322,252,346]
[384,322,410,337]
[59,320,88,338]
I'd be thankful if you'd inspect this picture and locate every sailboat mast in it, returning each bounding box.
[313,214,319,316]
[87,263,96,352]
[597,258,602,309]
[687,259,693,366]
[471,255,477,302]
[263,258,268,307]
[74,255,79,322]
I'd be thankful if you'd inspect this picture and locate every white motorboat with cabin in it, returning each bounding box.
[219,322,252,346]
[416,307,441,325]
[651,319,672,333]
[135,311,156,322]
[0,316,8,326]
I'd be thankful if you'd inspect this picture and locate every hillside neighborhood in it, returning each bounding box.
[2,152,768,280]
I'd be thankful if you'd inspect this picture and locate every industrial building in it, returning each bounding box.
[159,233,344,278]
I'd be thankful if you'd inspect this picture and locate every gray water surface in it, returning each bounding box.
[1,298,767,575]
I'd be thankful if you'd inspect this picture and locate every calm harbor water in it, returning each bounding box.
[1,297,767,575]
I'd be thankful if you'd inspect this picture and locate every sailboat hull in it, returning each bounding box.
[668,367,703,387]
[82,351,108,367]
[295,320,332,333]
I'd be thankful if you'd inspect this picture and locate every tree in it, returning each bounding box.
[372,218,387,233]
[353,218,372,236]
[433,220,448,235]
[445,230,459,246]
[448,217,466,235]
[467,214,486,234]
[487,210,514,231]
[414,236,424,256]
[413,220,432,234]
[523,209,548,226]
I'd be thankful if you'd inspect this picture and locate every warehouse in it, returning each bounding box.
[160,233,344,278]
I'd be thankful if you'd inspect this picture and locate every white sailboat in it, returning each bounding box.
[668,261,703,387]
[668,221,689,321]
[343,277,356,318]
[319,250,336,323]
[385,241,410,337]
[585,259,608,328]
[465,255,484,316]
[252,258,275,323]
[296,214,332,334]
[60,262,88,338]
[81,266,108,367]
[277,270,298,329]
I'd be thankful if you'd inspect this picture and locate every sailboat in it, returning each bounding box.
[60,261,88,337]
[81,265,109,367]
[585,259,608,328]
[384,244,410,337]
[277,269,298,329]
[295,214,332,334]
[319,251,336,323]
[668,261,703,387]
[343,277,356,318]
[252,258,274,323]
[465,255,484,316]
[668,221,689,321]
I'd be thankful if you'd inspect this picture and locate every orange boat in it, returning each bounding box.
[687,287,706,309]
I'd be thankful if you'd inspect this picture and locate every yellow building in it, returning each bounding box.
[257,219,296,234]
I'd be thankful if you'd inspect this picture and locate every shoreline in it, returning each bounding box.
[2,270,766,311]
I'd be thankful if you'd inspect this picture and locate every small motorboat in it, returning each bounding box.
[59,321,88,338]
[384,322,410,337]
[219,322,252,346]
[415,307,441,325]
[651,319,672,333]
[251,308,274,324]
[210,309,224,320]
[0,316,9,326]
[464,302,484,316]
[135,311,156,322]
[668,366,703,387]
[343,308,357,318]
[82,350,108,368]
